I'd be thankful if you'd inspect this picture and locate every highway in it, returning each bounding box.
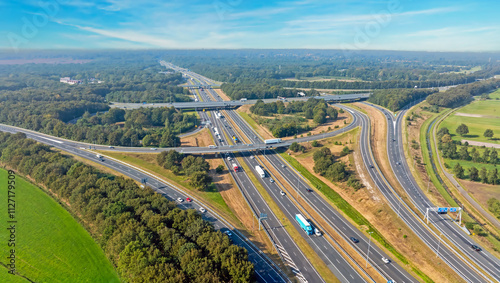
[109,93,371,110]
[0,124,288,283]
[364,102,500,282]
[195,75,366,282]
[191,67,415,282]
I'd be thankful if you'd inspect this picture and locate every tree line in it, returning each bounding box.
[427,79,500,108]
[367,88,437,111]
[0,132,254,282]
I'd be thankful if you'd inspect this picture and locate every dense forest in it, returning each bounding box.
[427,79,500,108]
[0,132,254,282]
[0,56,198,147]
[367,88,437,111]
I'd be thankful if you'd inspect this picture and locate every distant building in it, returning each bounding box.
[60,77,82,85]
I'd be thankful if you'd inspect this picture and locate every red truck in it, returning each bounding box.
[232,163,239,172]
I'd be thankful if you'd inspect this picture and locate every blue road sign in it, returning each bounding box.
[450,207,458,212]
[438,207,448,213]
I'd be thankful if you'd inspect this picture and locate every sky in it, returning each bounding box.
[1,0,499,52]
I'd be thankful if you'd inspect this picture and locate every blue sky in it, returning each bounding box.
[1,0,499,51]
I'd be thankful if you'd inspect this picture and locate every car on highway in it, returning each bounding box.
[396,161,400,165]
[382,257,390,264]
[177,197,183,202]
[270,179,274,183]
[471,245,482,251]
[280,190,286,196]
[186,197,192,202]
[369,165,374,168]
[151,148,157,150]
[306,188,313,192]
[224,230,232,236]
[199,207,206,213]
[281,164,285,168]
[350,237,359,243]
[108,146,114,149]
[227,156,232,161]
[250,156,255,159]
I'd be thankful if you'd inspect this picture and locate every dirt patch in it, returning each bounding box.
[213,89,232,101]
[461,140,500,149]
[180,128,214,147]
[290,137,464,283]
[455,112,499,119]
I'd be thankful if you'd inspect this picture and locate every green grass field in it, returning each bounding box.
[0,168,119,283]
[489,89,500,99]
[439,100,500,144]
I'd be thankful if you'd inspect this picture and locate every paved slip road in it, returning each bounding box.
[193,71,414,282]
[0,124,289,283]
[194,83,327,283]
[361,102,500,282]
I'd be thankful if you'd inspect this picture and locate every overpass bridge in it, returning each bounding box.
[110,93,371,110]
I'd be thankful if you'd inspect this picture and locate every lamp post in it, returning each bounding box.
[365,231,373,268]
[436,233,443,258]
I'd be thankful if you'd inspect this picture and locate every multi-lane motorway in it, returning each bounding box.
[364,102,500,282]
[191,68,417,283]
[195,77,366,282]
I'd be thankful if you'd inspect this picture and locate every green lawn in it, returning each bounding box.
[0,168,119,283]
[439,100,500,144]
[489,89,500,99]
[444,158,499,179]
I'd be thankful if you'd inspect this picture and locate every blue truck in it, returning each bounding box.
[296,214,313,235]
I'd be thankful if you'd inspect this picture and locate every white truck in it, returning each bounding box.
[240,98,247,102]
[255,165,265,178]
[232,163,239,172]
[264,138,282,144]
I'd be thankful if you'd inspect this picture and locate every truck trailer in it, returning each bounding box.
[255,165,265,178]
[295,214,313,235]
[264,138,282,144]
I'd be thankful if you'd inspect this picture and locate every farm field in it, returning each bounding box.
[439,99,500,144]
[0,169,119,283]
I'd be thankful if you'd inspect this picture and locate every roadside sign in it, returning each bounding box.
[437,207,448,214]
[450,208,458,212]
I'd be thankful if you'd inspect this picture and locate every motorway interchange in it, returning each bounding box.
[1,63,498,283]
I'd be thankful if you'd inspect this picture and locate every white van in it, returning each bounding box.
[314,228,322,236]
